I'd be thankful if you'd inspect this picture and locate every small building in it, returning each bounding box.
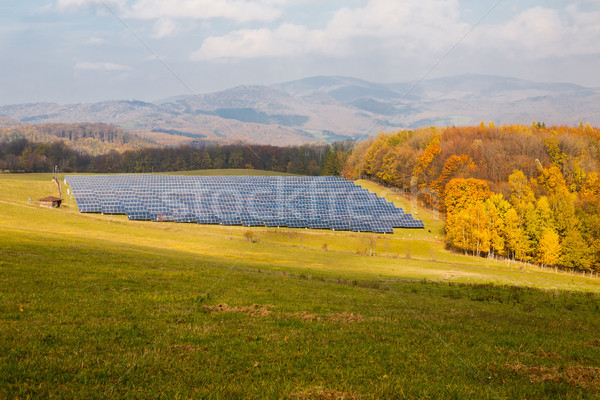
[39,196,62,208]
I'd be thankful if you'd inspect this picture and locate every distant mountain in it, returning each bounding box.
[1,74,598,146]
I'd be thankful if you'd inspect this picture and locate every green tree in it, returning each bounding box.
[561,229,592,270]
[321,150,342,176]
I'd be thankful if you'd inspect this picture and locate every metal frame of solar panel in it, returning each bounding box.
[66,175,424,233]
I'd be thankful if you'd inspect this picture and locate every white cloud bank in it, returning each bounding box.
[56,0,600,64]
[190,0,600,62]
[471,5,600,58]
[191,0,469,61]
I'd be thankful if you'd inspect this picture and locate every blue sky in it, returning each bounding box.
[1,0,599,104]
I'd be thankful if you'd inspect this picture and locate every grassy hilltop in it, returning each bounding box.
[1,171,600,399]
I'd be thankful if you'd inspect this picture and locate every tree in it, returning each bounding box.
[537,229,561,267]
[200,152,213,169]
[411,135,441,189]
[484,194,510,257]
[431,155,474,210]
[469,201,491,256]
[504,207,531,261]
[508,170,535,224]
[307,159,320,176]
[444,178,491,217]
[321,150,342,176]
[561,229,592,270]
[446,208,472,254]
[550,187,578,237]
[363,135,387,177]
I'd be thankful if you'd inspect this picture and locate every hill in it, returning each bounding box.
[1,74,598,146]
[0,122,158,156]
[1,172,599,398]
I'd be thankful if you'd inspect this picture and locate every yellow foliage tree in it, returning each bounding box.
[411,135,441,189]
[537,229,561,267]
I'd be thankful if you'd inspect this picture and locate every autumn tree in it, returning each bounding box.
[484,194,511,257]
[561,229,592,270]
[411,134,441,189]
[444,178,491,217]
[430,154,474,210]
[537,229,561,267]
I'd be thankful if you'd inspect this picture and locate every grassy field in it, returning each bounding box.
[1,171,600,399]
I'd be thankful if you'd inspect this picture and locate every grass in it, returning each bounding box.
[1,171,600,399]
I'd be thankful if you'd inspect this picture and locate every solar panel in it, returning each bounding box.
[66,175,424,234]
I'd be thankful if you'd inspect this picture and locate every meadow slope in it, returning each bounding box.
[1,171,599,399]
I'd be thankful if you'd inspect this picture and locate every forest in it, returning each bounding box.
[0,122,155,155]
[344,122,600,271]
[0,137,349,177]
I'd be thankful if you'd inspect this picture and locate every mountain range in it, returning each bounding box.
[1,74,598,146]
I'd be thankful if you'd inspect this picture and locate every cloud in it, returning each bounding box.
[128,0,282,23]
[191,0,469,61]
[190,1,600,64]
[56,0,284,35]
[191,23,334,61]
[57,0,286,22]
[152,18,178,38]
[469,5,600,59]
[74,61,132,71]
[87,36,106,45]
[57,0,124,10]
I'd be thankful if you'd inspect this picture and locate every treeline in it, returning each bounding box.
[0,123,155,155]
[0,138,351,176]
[345,122,600,271]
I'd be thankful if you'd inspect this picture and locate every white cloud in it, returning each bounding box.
[152,18,178,38]
[190,1,600,64]
[191,23,335,61]
[56,0,284,35]
[74,61,132,71]
[87,36,106,45]
[128,0,282,23]
[469,6,600,59]
[191,0,469,61]
[57,0,124,10]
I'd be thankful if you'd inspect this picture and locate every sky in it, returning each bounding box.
[1,0,599,105]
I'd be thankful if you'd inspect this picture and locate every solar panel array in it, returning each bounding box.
[66,175,424,233]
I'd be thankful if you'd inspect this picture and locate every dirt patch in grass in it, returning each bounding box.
[204,305,376,323]
[287,311,378,323]
[292,386,362,400]
[328,312,368,323]
[505,362,600,390]
[202,303,275,317]
[290,311,322,321]
[536,351,562,360]
[581,338,600,347]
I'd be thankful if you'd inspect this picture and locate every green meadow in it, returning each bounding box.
[1,171,599,399]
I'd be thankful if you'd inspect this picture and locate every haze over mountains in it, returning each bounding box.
[1,74,598,146]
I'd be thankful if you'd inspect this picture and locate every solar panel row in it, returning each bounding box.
[66,175,425,233]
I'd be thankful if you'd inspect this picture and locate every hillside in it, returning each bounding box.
[0,122,158,156]
[1,74,598,146]
[345,124,600,272]
[1,173,599,399]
